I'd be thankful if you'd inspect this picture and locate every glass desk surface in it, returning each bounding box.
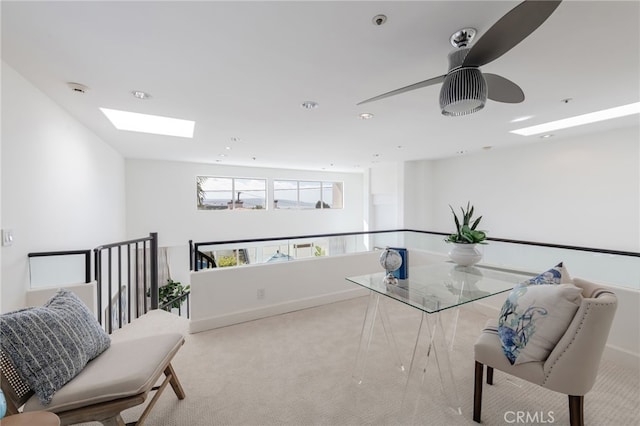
[346,262,535,314]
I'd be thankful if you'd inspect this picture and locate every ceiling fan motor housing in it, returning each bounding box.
[439,48,487,116]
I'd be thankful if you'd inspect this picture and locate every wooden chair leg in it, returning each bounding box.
[487,366,494,385]
[473,361,484,423]
[569,395,584,426]
[100,414,126,426]
[165,363,186,400]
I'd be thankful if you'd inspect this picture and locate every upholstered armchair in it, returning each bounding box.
[473,278,617,426]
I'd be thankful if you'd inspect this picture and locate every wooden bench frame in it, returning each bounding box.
[1,333,185,426]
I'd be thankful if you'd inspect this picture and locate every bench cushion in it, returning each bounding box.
[110,309,187,343]
[0,290,111,405]
[23,332,184,413]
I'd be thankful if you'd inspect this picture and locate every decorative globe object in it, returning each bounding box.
[379,248,402,285]
[380,247,402,272]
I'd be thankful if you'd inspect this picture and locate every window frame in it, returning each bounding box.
[273,179,343,210]
[196,175,267,211]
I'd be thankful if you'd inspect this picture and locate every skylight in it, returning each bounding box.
[100,108,195,138]
[510,102,640,136]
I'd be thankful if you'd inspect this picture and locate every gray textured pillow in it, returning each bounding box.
[0,289,111,405]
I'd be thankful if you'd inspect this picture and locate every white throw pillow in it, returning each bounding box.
[498,263,581,365]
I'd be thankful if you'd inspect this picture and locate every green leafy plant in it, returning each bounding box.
[217,255,238,267]
[445,202,488,244]
[148,279,190,310]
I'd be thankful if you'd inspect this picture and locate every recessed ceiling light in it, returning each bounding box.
[100,108,195,138]
[510,115,533,123]
[67,82,89,93]
[510,102,640,136]
[359,112,374,120]
[301,101,319,109]
[540,134,554,139]
[131,90,151,100]
[225,146,232,150]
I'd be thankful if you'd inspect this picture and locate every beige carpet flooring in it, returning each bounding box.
[83,296,639,425]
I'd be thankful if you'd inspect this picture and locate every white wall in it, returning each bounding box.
[370,162,404,230]
[403,160,435,229]
[190,251,379,332]
[405,126,640,253]
[125,159,365,283]
[1,61,126,312]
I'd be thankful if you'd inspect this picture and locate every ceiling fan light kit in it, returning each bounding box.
[439,47,487,116]
[440,67,487,116]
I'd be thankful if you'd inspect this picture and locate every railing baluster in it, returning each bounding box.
[117,245,122,329]
[95,249,102,326]
[107,247,112,334]
[143,241,148,313]
[135,242,140,319]
[127,244,132,324]
[150,232,159,310]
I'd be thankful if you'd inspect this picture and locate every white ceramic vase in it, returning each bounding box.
[448,243,482,266]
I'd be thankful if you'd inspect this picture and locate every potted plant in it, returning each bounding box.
[148,279,190,311]
[445,202,487,265]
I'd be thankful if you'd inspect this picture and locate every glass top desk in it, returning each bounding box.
[346,262,534,415]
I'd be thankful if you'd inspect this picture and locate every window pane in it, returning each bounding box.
[273,180,298,209]
[320,182,333,209]
[234,178,266,210]
[299,181,321,209]
[198,177,232,210]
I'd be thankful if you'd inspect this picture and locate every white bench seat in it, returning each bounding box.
[23,333,184,413]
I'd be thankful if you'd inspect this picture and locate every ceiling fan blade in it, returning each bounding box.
[357,75,445,105]
[462,0,562,68]
[484,73,524,103]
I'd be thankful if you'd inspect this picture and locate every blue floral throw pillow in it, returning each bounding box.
[498,263,581,365]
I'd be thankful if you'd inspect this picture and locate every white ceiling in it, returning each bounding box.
[2,1,639,172]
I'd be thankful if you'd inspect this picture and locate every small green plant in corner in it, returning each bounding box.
[445,202,488,244]
[148,279,191,310]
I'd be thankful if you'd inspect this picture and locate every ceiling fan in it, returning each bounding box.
[357,0,562,116]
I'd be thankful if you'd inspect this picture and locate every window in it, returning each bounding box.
[197,176,266,210]
[273,180,343,209]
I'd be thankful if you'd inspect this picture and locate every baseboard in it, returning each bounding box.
[189,287,368,334]
[602,343,640,372]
